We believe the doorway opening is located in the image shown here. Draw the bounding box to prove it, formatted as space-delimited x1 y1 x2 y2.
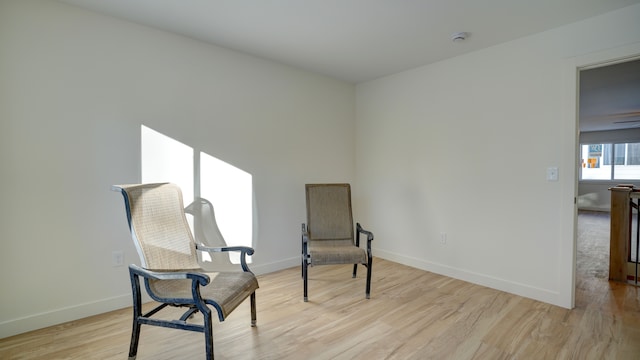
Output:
576 56 640 295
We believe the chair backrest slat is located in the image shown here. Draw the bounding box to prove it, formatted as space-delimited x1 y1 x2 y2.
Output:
118 183 200 270
305 184 354 241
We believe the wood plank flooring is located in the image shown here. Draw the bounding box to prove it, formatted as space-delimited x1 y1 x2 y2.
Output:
1 212 639 359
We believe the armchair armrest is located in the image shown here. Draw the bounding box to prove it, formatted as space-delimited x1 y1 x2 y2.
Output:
356 223 374 249
129 264 210 285
301 223 310 266
129 264 212 309
301 223 309 245
196 244 255 255
195 244 255 273
356 223 374 241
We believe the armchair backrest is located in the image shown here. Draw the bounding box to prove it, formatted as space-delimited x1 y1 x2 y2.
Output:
116 183 200 271
305 183 354 241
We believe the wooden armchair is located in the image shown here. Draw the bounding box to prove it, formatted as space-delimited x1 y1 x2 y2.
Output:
302 183 374 302
113 183 258 360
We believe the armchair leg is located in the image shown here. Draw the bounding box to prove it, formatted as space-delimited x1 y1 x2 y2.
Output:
128 271 142 360
352 264 358 278
250 292 257 327
365 258 373 299
303 259 308 302
128 319 141 360
203 309 214 360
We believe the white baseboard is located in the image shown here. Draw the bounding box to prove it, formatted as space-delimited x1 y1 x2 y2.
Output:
577 206 610 212
374 248 567 308
4 253 564 339
0 294 131 339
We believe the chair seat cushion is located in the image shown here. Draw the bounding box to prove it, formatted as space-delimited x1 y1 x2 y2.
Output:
309 239 367 265
149 270 258 318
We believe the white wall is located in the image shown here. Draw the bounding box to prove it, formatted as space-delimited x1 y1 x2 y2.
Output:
3 0 640 340
355 4 640 308
577 182 613 211
0 0 355 338
578 182 640 212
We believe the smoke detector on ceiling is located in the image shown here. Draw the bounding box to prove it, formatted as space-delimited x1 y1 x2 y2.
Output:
451 32 469 42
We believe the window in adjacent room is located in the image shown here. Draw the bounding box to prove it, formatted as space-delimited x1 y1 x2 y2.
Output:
580 142 640 180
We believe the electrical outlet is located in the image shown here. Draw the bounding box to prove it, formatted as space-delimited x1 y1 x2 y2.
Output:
440 233 447 244
112 250 124 267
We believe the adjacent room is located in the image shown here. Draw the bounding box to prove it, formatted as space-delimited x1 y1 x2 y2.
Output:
2 0 640 358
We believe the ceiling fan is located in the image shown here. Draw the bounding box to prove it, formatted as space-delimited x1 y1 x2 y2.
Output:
582 110 640 123
611 110 640 124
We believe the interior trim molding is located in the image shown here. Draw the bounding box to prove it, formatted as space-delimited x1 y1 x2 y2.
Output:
373 248 564 308
0 294 131 339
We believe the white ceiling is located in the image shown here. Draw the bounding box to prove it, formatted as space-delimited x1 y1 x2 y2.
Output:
58 0 640 83
580 59 640 132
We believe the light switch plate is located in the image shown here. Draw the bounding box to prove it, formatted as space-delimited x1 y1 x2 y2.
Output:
112 250 124 267
547 167 559 181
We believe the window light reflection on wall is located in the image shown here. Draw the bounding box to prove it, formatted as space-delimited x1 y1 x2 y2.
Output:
141 125 252 265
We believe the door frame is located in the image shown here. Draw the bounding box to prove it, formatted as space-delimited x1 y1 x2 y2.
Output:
565 42 640 308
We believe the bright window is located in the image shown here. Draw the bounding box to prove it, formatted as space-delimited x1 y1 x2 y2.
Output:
580 142 640 180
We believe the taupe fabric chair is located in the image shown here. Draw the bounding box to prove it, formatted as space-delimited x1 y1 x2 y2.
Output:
302 183 374 302
113 183 258 360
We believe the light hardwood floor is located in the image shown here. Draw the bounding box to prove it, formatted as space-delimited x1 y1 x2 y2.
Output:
1 213 639 359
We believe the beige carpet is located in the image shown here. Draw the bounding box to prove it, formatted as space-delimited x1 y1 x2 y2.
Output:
577 210 611 279
577 210 639 282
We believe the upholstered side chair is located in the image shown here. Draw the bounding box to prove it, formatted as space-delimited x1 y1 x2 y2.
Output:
302 183 374 302
113 183 258 360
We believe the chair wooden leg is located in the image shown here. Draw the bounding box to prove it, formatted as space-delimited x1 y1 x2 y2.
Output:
365 259 372 299
250 292 257 327
303 259 308 302
128 317 141 360
203 309 214 360
128 270 142 360
352 264 358 278
129 319 140 360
